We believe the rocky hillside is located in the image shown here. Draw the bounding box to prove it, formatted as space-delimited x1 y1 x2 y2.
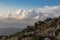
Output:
0 16 60 40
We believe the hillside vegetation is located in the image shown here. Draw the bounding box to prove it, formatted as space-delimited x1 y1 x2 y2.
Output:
0 16 60 40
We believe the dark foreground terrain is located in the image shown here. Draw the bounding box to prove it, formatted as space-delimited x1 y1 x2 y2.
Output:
0 16 60 40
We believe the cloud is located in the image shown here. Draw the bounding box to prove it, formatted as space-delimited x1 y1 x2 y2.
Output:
0 6 60 20
0 6 60 28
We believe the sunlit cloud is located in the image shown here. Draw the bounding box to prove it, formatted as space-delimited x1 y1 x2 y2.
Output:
0 6 60 20
0 6 60 28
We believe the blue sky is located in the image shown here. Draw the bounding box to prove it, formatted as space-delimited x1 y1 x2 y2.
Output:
0 0 60 10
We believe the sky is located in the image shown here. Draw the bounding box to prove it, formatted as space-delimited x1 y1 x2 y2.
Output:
0 0 60 10
0 0 60 28
0 0 60 20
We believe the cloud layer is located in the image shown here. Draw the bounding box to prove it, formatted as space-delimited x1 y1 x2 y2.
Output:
0 6 60 20
0 6 60 28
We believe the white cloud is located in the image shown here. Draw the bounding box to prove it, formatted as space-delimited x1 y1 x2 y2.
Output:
0 6 60 28
0 6 60 20
33 16 40 19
